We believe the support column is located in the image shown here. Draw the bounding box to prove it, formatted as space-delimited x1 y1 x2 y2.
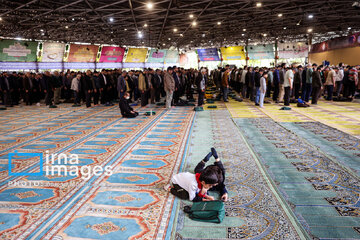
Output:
245 39 249 66
274 39 278 66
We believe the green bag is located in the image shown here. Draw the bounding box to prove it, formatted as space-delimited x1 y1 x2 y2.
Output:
184 201 225 223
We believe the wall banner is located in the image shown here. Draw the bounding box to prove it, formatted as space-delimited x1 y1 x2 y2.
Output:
147 49 167 63
99 46 125 63
197 48 220 61
67 44 99 62
42 42 65 62
164 50 179 63
310 33 360 53
220 46 245 60
125 48 148 63
247 44 274 59
0 40 38 62
278 42 308 59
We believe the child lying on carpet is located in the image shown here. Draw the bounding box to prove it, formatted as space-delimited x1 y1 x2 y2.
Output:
165 148 228 202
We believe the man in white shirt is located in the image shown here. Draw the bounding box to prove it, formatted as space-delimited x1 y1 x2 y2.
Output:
284 67 295 106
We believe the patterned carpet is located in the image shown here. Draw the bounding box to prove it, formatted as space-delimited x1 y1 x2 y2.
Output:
0 97 359 240
0 103 194 239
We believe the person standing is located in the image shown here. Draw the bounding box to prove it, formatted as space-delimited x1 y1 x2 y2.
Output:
311 66 323 105
117 71 127 99
272 66 280 103
294 65 303 100
71 74 81 106
196 68 207 107
336 64 344 98
240 66 248 99
82 70 93 108
221 68 230 102
259 71 268 108
154 69 162 102
164 67 175 109
52 71 62 105
92 71 100 105
138 71 148 107
284 67 295 106
0 72 12 107
325 67 336 101
278 64 286 103
23 72 33 105
254 68 262 106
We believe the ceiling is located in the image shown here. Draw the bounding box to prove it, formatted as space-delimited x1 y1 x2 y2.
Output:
0 0 359 49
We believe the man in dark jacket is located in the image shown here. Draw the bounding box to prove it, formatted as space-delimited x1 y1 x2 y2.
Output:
82 70 93 108
311 66 323 105
254 67 262 105
196 68 207 107
294 65 303 99
119 92 138 118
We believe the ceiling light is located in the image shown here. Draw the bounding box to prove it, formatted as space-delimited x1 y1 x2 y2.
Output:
109 17 114 22
168 38 171 40
308 14 313 19
296 22 300 26
65 26 69 29
0 17 2 21
144 23 148 27
241 33 245 36
147 2 153 9
243 28 246 32
40 29 44 32
348 27 352 30
163 43 165 46
278 13 283 17
263 33 267 37
256 2 262 7
307 28 313 33
72 18 75 21
283 27 287 29
138 31 143 38
217 21 221 25
173 28 178 32
124 28 127 31
192 21 197 26
41 33 45 36
180 33 183 37
189 14 194 19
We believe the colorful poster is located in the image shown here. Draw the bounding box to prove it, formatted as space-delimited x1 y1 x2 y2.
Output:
67 44 99 62
125 48 148 63
0 40 38 62
197 48 220 61
99 46 125 63
311 33 360 53
164 50 179 63
41 42 65 62
147 49 167 63
278 42 308 59
247 44 274 59
220 46 245 60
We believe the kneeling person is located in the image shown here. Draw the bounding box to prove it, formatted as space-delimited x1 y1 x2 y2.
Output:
167 148 228 202
119 92 139 118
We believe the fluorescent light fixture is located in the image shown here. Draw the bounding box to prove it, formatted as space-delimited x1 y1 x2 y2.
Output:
189 14 194 19
256 2 262 7
308 14 313 19
278 13 283 17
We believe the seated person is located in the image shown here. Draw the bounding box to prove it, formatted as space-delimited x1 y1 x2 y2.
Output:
119 92 139 118
166 148 228 202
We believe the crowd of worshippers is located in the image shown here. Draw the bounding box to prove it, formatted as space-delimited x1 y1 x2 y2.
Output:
212 63 360 107
0 67 210 111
